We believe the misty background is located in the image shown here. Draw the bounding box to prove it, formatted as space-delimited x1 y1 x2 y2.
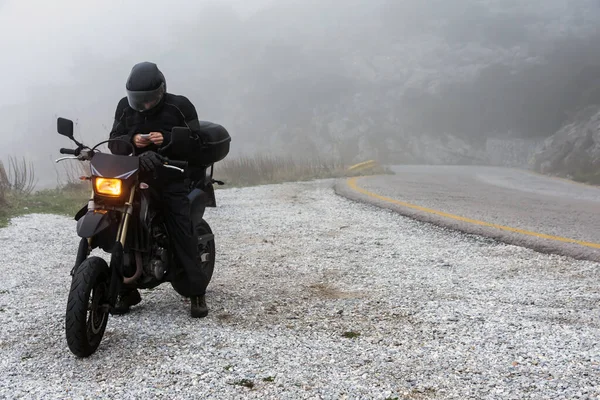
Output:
3 0 600 187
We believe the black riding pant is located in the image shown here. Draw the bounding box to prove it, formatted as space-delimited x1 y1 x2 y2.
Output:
159 179 209 297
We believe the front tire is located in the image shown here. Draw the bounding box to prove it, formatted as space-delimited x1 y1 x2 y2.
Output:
65 256 110 357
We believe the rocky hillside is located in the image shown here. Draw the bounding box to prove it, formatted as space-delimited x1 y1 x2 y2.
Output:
149 0 600 166
531 106 600 183
5 0 600 186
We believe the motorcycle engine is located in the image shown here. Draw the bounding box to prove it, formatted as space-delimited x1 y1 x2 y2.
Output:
147 224 169 281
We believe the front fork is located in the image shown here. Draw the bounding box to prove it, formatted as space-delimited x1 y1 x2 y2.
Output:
107 187 137 306
71 188 96 276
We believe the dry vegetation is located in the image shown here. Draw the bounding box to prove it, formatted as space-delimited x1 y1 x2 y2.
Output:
214 155 390 187
0 162 7 207
0 157 37 198
0 158 90 227
0 154 390 226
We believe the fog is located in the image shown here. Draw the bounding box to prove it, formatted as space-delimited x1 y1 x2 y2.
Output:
2 0 600 187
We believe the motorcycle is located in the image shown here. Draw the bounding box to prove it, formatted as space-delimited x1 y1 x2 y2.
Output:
55 117 226 358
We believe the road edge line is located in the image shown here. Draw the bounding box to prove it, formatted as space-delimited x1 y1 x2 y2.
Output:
341 176 600 250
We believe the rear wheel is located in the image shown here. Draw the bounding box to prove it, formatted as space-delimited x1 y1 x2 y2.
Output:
65 256 110 358
196 219 216 285
170 219 216 297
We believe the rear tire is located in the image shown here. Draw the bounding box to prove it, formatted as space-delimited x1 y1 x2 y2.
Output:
65 256 110 358
196 219 216 285
170 219 216 297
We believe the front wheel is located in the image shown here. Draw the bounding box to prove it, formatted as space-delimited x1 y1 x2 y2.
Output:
65 256 110 357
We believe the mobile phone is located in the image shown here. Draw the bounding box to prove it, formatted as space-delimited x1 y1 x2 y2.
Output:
139 133 151 140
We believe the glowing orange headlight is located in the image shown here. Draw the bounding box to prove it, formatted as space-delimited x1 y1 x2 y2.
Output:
95 178 122 197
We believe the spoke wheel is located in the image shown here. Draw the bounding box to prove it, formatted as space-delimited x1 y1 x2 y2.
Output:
65 256 110 358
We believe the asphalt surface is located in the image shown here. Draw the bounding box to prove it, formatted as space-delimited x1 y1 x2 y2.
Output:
336 165 600 262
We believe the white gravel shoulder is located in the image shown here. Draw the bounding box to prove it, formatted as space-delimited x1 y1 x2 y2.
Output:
1 179 599 399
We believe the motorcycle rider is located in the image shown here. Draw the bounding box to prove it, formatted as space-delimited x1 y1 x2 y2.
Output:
107 61 210 318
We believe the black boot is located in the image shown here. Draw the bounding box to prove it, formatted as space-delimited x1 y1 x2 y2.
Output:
111 288 142 315
190 295 208 318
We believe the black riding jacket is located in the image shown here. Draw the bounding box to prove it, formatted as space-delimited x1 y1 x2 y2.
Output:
108 93 203 160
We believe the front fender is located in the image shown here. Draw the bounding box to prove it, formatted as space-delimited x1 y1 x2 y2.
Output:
76 211 111 239
74 205 88 221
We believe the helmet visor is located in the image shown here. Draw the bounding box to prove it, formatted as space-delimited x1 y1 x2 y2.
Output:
126 83 165 112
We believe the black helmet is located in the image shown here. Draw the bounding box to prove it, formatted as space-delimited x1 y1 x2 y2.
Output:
125 62 166 112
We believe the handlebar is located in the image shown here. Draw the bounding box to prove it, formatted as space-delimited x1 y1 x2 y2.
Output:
163 159 188 169
56 148 189 174
59 148 78 155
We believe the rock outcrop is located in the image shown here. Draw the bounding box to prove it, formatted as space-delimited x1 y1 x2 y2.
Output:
531 106 600 182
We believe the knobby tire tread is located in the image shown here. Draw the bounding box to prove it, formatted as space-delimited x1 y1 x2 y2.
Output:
65 256 109 358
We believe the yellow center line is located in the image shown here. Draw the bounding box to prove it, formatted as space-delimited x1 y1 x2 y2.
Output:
347 176 600 250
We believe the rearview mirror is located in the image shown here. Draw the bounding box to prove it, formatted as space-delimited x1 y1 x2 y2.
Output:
57 117 74 139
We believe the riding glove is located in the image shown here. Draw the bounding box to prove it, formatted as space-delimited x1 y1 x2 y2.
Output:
139 151 164 172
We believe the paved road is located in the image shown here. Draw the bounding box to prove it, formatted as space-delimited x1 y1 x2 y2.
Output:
336 165 600 261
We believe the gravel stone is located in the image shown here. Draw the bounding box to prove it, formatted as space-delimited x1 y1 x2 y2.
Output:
1 179 599 399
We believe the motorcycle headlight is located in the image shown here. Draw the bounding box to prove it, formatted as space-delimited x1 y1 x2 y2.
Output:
95 178 122 197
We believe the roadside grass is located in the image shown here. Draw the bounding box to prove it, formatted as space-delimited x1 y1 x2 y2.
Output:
0 158 90 227
214 155 392 188
0 154 392 227
0 185 90 228
570 170 600 186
